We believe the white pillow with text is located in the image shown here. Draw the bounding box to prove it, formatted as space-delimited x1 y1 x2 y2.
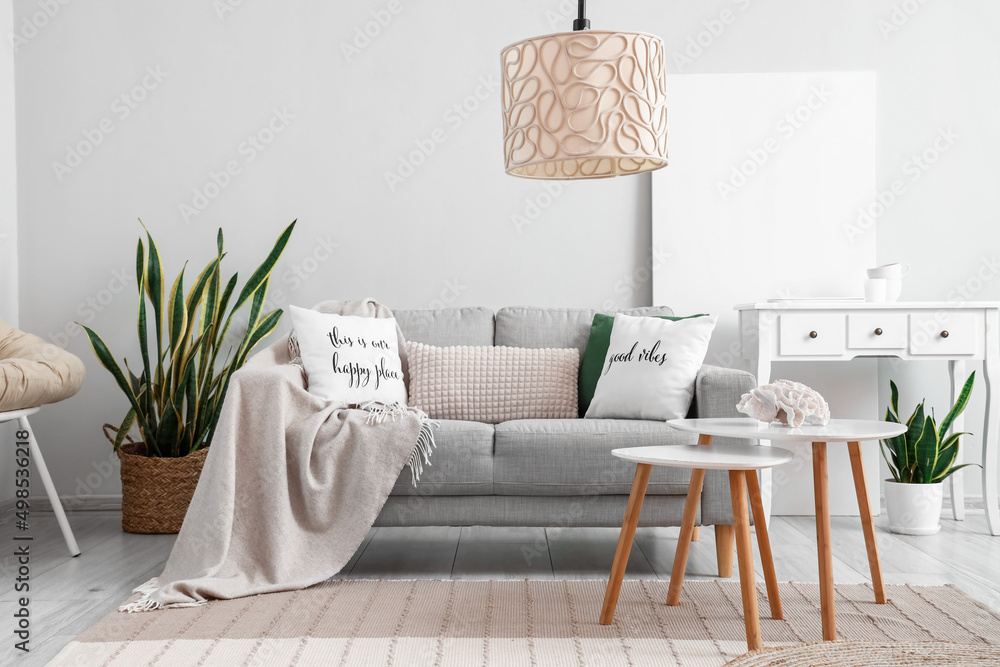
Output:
289 306 407 406
586 313 717 421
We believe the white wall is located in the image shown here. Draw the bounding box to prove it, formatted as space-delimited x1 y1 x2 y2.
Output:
12 0 651 501
11 1 1000 508
1 0 16 325
1 1 18 505
870 1 1000 501
653 72 879 515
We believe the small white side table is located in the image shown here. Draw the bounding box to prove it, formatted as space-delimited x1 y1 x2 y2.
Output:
600 438 794 651
665 418 906 642
738 301 1000 535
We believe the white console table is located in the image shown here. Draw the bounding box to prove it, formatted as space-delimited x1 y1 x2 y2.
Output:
736 301 1000 535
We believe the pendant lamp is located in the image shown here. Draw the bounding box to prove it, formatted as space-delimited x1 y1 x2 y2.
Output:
501 0 667 180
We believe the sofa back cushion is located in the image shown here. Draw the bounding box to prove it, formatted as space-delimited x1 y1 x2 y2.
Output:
407 342 579 423
495 306 675 356
393 307 495 347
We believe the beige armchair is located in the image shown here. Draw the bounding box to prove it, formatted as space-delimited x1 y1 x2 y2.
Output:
1 319 86 555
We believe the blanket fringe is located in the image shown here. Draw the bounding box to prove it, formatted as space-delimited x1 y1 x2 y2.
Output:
362 400 410 424
120 597 161 613
406 412 439 486
361 402 439 486
118 578 208 613
119 578 161 613
286 335 308 384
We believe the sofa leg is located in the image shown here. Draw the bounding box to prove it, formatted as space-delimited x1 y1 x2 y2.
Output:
715 524 735 578
691 526 701 542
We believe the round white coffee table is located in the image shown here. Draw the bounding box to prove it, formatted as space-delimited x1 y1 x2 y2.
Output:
600 439 795 651
665 418 907 642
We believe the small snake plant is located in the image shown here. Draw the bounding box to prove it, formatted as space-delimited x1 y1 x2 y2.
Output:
881 372 980 484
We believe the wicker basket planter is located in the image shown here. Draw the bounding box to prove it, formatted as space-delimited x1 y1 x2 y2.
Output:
84 223 294 535
107 426 209 534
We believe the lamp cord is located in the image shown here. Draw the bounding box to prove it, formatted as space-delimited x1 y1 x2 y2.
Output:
573 0 590 30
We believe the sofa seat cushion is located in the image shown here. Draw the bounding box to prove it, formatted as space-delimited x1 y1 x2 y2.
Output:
390 420 494 496
493 419 695 496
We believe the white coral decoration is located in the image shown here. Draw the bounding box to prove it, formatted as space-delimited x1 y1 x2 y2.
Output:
736 379 830 427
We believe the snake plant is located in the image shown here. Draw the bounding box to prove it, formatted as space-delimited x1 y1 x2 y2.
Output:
82 220 296 457
881 372 979 484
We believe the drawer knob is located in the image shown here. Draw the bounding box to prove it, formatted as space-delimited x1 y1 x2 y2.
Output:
941 330 950 338
874 328 883 336
809 331 818 339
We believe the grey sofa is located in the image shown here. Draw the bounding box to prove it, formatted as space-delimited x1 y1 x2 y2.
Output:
375 306 755 574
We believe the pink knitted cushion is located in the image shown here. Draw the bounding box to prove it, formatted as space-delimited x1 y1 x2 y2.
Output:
406 342 579 423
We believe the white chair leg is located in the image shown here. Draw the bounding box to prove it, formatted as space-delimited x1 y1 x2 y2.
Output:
18 416 81 557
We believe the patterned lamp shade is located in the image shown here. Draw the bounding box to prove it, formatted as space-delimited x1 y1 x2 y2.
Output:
501 30 668 180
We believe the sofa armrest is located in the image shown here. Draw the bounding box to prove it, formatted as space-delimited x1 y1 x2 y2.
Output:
694 364 756 526
694 364 755 419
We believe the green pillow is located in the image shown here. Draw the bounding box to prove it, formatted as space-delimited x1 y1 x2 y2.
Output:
578 312 708 417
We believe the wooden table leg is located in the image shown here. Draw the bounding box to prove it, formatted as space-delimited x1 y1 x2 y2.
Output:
715 525 735 578
665 431 714 603
730 470 762 651
667 467 706 606
847 440 886 604
601 463 652 624
746 469 782 620
812 441 836 641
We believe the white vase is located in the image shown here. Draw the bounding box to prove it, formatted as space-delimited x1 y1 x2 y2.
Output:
884 480 943 535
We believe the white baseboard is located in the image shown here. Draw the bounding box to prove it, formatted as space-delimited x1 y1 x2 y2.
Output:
1 494 994 516
1 494 123 514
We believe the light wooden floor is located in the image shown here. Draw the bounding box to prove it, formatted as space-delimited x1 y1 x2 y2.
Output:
4 507 1000 666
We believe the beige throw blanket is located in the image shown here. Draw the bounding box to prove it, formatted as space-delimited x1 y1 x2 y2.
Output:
121 299 436 612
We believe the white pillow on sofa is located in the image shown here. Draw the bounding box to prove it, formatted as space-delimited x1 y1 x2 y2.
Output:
288 306 407 406
585 313 717 421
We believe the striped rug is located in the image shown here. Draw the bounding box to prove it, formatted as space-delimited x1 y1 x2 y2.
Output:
49 580 1000 666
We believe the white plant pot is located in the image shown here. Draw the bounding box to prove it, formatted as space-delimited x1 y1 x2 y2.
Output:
884 480 943 535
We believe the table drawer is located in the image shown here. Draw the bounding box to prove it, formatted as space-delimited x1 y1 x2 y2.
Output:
779 313 846 356
909 312 978 356
847 313 907 350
